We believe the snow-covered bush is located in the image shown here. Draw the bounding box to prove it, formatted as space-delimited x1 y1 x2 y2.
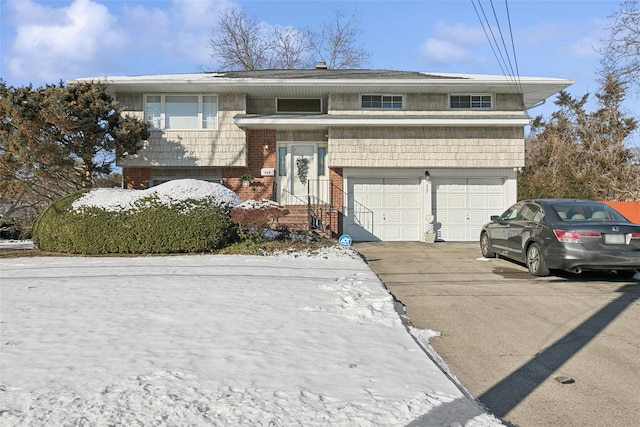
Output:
32 180 242 254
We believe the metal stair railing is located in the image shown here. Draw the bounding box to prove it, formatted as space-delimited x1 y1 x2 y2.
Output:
281 188 332 234
307 179 374 237
280 180 374 237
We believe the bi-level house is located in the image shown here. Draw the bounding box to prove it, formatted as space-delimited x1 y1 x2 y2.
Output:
71 65 572 242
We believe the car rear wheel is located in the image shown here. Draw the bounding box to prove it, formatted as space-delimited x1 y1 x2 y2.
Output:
526 243 549 277
480 232 495 258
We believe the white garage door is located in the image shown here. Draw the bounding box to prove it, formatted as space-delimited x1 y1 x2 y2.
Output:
347 178 422 242
433 178 505 242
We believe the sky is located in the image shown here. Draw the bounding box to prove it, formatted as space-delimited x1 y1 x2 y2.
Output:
0 180 504 426
0 0 633 120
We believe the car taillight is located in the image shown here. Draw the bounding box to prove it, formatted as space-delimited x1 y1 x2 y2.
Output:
631 233 640 239
553 230 601 243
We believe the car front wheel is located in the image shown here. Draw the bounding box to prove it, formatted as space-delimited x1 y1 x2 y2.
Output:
526 243 549 277
480 232 495 258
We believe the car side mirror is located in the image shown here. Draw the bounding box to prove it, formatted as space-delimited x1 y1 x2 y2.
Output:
490 215 500 222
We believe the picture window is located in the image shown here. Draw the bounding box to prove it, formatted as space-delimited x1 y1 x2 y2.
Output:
144 94 218 130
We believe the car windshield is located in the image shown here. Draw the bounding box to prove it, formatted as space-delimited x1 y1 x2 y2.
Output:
550 202 629 222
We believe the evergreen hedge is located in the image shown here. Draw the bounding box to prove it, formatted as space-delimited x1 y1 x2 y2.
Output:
32 190 237 254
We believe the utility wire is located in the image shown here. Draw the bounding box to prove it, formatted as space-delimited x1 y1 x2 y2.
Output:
504 0 524 97
489 0 518 84
471 0 510 79
471 0 523 101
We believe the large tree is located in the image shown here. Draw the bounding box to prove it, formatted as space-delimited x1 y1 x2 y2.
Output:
209 7 370 70
0 80 149 235
519 73 639 201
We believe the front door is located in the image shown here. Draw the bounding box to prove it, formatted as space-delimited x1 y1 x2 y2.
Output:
278 143 319 204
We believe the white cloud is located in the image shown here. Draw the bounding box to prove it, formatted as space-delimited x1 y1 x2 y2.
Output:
519 18 608 59
121 0 233 67
568 18 608 59
4 0 125 84
420 38 471 63
519 22 567 46
433 21 487 46
419 21 487 64
2 0 234 86
570 36 602 58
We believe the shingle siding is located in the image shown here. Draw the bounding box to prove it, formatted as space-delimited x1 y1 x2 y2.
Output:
117 93 247 168
277 130 326 142
329 126 524 168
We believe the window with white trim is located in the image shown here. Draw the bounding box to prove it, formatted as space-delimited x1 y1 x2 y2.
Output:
361 94 403 109
144 94 218 130
449 94 493 109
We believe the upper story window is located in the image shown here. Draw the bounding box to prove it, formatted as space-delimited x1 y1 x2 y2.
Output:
276 98 322 114
449 94 493 109
361 94 403 109
145 94 218 130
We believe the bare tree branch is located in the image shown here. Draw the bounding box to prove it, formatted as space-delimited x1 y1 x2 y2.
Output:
600 1 640 90
305 8 371 69
210 8 275 71
272 26 312 69
209 7 370 71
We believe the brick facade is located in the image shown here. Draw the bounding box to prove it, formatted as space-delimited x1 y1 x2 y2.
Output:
222 129 277 200
123 167 150 189
327 167 344 235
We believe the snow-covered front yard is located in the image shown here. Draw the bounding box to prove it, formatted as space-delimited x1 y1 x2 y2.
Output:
0 245 502 426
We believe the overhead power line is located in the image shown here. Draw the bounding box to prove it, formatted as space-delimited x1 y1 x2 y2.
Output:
471 0 523 104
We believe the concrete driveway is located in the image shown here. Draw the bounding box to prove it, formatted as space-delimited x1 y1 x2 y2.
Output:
353 242 640 427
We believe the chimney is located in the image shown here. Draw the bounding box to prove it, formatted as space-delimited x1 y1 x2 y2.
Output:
315 61 327 70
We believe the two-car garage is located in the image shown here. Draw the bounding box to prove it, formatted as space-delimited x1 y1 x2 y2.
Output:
343 171 514 242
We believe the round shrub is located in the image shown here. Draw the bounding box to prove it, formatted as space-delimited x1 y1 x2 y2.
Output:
32 185 239 255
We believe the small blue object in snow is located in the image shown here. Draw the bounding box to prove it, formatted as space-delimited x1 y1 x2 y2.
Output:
339 234 352 247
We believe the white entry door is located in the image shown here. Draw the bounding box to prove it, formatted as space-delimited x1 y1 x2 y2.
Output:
278 143 329 205
347 178 422 241
433 178 504 241
278 144 315 204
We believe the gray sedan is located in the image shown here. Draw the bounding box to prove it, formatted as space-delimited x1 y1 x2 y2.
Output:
480 199 640 277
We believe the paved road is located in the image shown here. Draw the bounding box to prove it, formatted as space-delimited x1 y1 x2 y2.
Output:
353 242 640 427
